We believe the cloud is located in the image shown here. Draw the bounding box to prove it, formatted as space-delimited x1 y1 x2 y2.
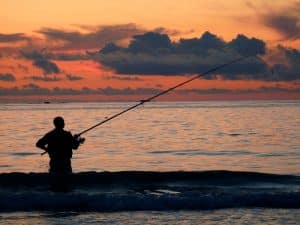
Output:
228 34 266 56
97 31 270 79
96 87 160 95
25 75 61 82
175 31 226 54
1 84 298 97
36 24 147 50
269 45 300 81
35 24 184 51
258 2 300 40
65 74 84 81
180 86 300 94
45 52 89 61
20 50 60 74
0 84 160 96
97 31 300 81
264 15 300 40
0 33 28 42
127 32 173 54
103 75 143 81
0 73 16 82
33 58 60 74
24 74 83 82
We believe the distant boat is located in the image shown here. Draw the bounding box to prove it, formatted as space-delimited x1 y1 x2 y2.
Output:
44 101 51 104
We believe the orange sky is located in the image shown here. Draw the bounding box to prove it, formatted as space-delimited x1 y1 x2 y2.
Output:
0 0 297 43
0 0 299 101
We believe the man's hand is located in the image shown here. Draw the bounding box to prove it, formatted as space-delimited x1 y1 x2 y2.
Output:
74 134 85 144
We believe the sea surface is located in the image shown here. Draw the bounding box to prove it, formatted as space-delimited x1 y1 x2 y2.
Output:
0 100 299 224
1 100 300 174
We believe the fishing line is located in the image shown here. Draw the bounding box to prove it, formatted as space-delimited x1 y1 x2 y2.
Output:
78 55 251 136
41 55 251 156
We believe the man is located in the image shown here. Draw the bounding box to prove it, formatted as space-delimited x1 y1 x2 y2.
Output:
36 116 85 191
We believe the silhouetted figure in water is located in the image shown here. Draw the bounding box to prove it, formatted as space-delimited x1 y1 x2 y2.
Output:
36 116 85 191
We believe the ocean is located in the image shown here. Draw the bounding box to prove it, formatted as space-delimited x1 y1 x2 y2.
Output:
0 100 299 224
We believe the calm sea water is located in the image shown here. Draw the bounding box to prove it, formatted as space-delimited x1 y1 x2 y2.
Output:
0 100 299 174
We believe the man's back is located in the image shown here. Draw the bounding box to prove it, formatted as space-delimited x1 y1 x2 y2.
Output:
36 117 81 174
38 128 75 160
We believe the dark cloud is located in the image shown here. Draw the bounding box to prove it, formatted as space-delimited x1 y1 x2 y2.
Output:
65 74 84 81
152 27 182 36
25 75 61 82
264 15 300 40
97 31 271 79
20 50 60 74
48 53 89 61
0 73 16 82
96 87 160 95
269 45 300 81
228 34 266 56
16 83 51 95
33 58 60 74
36 24 146 50
24 74 84 82
175 31 226 55
127 32 172 54
260 2 300 40
0 33 28 42
181 86 300 94
99 43 124 54
1 84 298 97
35 24 184 51
103 75 143 81
0 85 160 96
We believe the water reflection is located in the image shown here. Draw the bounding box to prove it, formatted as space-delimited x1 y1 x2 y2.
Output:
0 101 299 174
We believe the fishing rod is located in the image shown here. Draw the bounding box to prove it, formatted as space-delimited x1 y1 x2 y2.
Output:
78 55 251 135
41 55 250 155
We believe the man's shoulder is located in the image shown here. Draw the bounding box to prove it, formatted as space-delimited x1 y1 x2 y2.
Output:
44 129 56 136
64 130 72 135
62 130 74 139
46 129 72 136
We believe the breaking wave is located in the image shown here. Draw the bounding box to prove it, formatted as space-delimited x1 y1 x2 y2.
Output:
1 171 299 211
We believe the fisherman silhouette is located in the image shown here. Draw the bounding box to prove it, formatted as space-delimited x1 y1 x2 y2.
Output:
36 116 85 191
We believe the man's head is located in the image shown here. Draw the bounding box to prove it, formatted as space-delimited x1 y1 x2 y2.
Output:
53 116 65 129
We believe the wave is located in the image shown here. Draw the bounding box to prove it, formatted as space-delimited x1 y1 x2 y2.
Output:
1 170 299 187
0 171 299 211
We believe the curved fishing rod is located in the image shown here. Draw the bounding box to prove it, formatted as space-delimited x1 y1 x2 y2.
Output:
41 55 251 156
78 55 251 136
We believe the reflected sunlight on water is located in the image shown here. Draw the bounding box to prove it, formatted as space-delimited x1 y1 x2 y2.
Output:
0 100 299 174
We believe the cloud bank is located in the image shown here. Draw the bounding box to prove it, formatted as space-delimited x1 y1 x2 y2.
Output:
96 31 299 81
0 84 298 96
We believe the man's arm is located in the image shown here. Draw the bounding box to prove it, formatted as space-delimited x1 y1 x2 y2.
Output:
36 135 48 151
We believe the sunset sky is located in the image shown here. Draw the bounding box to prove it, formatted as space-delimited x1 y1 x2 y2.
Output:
0 0 299 102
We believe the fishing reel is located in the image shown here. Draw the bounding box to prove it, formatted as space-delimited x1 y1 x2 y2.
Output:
74 134 85 144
